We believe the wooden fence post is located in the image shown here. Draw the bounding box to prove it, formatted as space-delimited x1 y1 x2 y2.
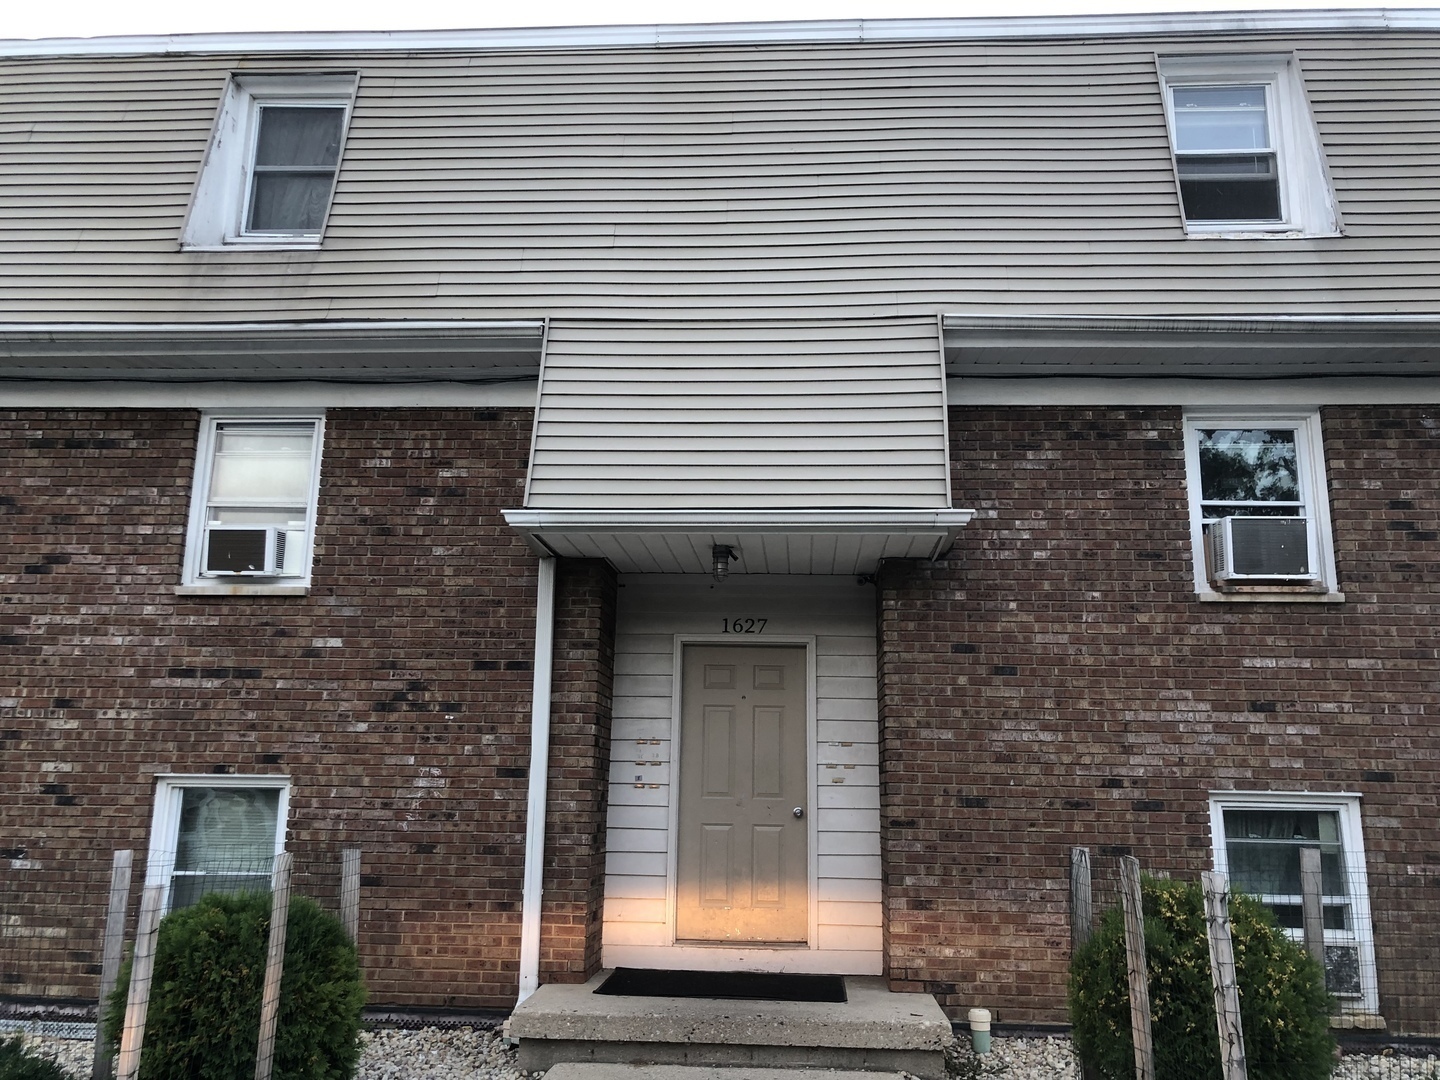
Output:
1299 846 1327 974
1118 856 1155 1080
1202 872 1249 1080
340 849 361 945
1070 848 1104 1080
253 852 294 1080
92 850 133 1080
115 884 163 1080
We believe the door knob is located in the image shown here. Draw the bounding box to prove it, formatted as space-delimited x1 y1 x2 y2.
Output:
792 807 804 818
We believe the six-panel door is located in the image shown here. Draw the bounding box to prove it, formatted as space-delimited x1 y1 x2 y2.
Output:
676 644 809 943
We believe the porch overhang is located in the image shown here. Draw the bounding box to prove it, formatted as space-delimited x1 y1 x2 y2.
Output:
0 320 546 382
943 314 1440 378
501 508 976 574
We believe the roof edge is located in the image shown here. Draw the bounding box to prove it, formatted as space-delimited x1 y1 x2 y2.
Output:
2 9 1437 59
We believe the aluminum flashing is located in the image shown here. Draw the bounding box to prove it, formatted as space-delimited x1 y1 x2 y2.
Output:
943 315 1440 379
0 321 545 382
2 9 1437 58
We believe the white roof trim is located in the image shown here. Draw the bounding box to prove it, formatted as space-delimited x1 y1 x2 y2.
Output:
0 320 545 338
503 509 975 532
3 10 1437 58
943 313 1440 336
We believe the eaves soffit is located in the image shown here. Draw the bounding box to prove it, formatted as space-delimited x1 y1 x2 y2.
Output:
0 321 545 383
943 315 1440 379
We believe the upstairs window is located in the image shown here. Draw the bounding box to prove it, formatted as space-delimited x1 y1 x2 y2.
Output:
246 103 347 235
1160 56 1338 237
182 73 357 249
182 413 324 590
1183 410 1339 598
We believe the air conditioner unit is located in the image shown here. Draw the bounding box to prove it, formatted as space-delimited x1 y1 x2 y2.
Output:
1209 516 1315 582
204 526 305 576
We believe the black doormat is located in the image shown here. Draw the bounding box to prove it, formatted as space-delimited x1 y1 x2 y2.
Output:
595 968 847 1003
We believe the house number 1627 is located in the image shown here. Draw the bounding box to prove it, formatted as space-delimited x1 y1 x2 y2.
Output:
721 618 767 634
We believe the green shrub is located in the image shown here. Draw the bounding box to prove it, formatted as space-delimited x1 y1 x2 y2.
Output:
1069 876 1335 1080
0 1034 71 1080
104 891 365 1080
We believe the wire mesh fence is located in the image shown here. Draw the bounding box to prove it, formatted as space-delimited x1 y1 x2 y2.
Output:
1074 848 1440 1080
2 845 359 1080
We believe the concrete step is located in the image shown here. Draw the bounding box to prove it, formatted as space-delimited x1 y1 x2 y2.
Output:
509 973 949 1079
543 1066 914 1080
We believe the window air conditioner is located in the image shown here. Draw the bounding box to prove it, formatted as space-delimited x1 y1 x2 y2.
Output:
204 527 304 576
1209 516 1315 582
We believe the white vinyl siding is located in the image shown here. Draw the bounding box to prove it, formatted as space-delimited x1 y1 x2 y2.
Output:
528 319 949 510
2 33 1440 320
604 574 882 975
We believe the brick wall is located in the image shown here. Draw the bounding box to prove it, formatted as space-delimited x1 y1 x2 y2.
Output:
1 406 545 1009
879 405 1440 1027
542 558 618 982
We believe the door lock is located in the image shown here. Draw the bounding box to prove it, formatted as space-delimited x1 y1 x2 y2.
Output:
792 807 804 818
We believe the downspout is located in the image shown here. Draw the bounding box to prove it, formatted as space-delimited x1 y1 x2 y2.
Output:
517 555 556 1003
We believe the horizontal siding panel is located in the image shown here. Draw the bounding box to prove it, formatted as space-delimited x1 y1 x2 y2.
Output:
4 32 1438 320
529 318 947 511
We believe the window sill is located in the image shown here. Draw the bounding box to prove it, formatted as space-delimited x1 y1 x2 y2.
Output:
1183 225 1340 240
181 242 324 253
1197 589 1344 604
175 583 310 597
1330 1012 1386 1031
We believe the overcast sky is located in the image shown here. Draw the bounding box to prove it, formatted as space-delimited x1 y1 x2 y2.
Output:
3 0 1434 42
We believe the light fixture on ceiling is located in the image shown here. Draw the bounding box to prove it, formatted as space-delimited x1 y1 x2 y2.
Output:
712 544 737 582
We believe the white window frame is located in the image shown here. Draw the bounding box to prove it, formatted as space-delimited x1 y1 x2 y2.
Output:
181 411 325 594
1159 54 1339 238
144 774 291 915
181 73 358 250
1182 408 1340 600
1209 791 1378 1015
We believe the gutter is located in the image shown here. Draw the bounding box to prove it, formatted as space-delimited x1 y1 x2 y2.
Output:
517 557 556 1004
2 9 1437 59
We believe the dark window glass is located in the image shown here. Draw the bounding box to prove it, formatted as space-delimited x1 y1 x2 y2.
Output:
246 105 344 233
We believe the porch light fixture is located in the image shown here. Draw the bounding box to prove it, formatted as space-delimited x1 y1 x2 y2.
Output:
712 544 736 582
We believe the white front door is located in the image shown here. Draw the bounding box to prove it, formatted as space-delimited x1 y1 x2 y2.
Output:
676 644 809 944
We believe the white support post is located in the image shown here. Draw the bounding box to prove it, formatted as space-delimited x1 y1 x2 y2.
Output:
517 556 557 1003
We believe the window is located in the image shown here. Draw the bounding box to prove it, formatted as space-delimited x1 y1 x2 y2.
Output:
145 776 290 913
1160 56 1338 236
1210 793 1377 1014
1183 409 1339 598
182 413 324 591
181 74 357 249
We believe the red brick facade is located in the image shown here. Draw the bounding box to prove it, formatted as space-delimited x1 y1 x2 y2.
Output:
878 405 1440 1026
6 402 1440 1026
0 406 594 1009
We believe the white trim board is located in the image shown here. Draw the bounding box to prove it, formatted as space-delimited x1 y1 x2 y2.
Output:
947 377 1440 406
0 380 539 408
3 10 1435 59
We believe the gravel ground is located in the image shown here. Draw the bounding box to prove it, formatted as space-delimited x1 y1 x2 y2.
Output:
15 1029 1440 1080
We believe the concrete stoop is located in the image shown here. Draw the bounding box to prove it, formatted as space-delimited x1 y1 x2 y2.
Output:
542 1066 915 1080
508 973 950 1080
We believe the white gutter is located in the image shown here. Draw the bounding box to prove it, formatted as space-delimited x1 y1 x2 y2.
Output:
517 556 556 1004
2 9 1437 58
503 508 976 532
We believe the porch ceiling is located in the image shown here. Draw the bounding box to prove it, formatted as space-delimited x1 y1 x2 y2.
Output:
501 509 975 574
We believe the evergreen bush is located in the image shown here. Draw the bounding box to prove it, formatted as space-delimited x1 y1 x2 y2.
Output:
0 1034 71 1080
1069 875 1335 1080
104 891 364 1080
